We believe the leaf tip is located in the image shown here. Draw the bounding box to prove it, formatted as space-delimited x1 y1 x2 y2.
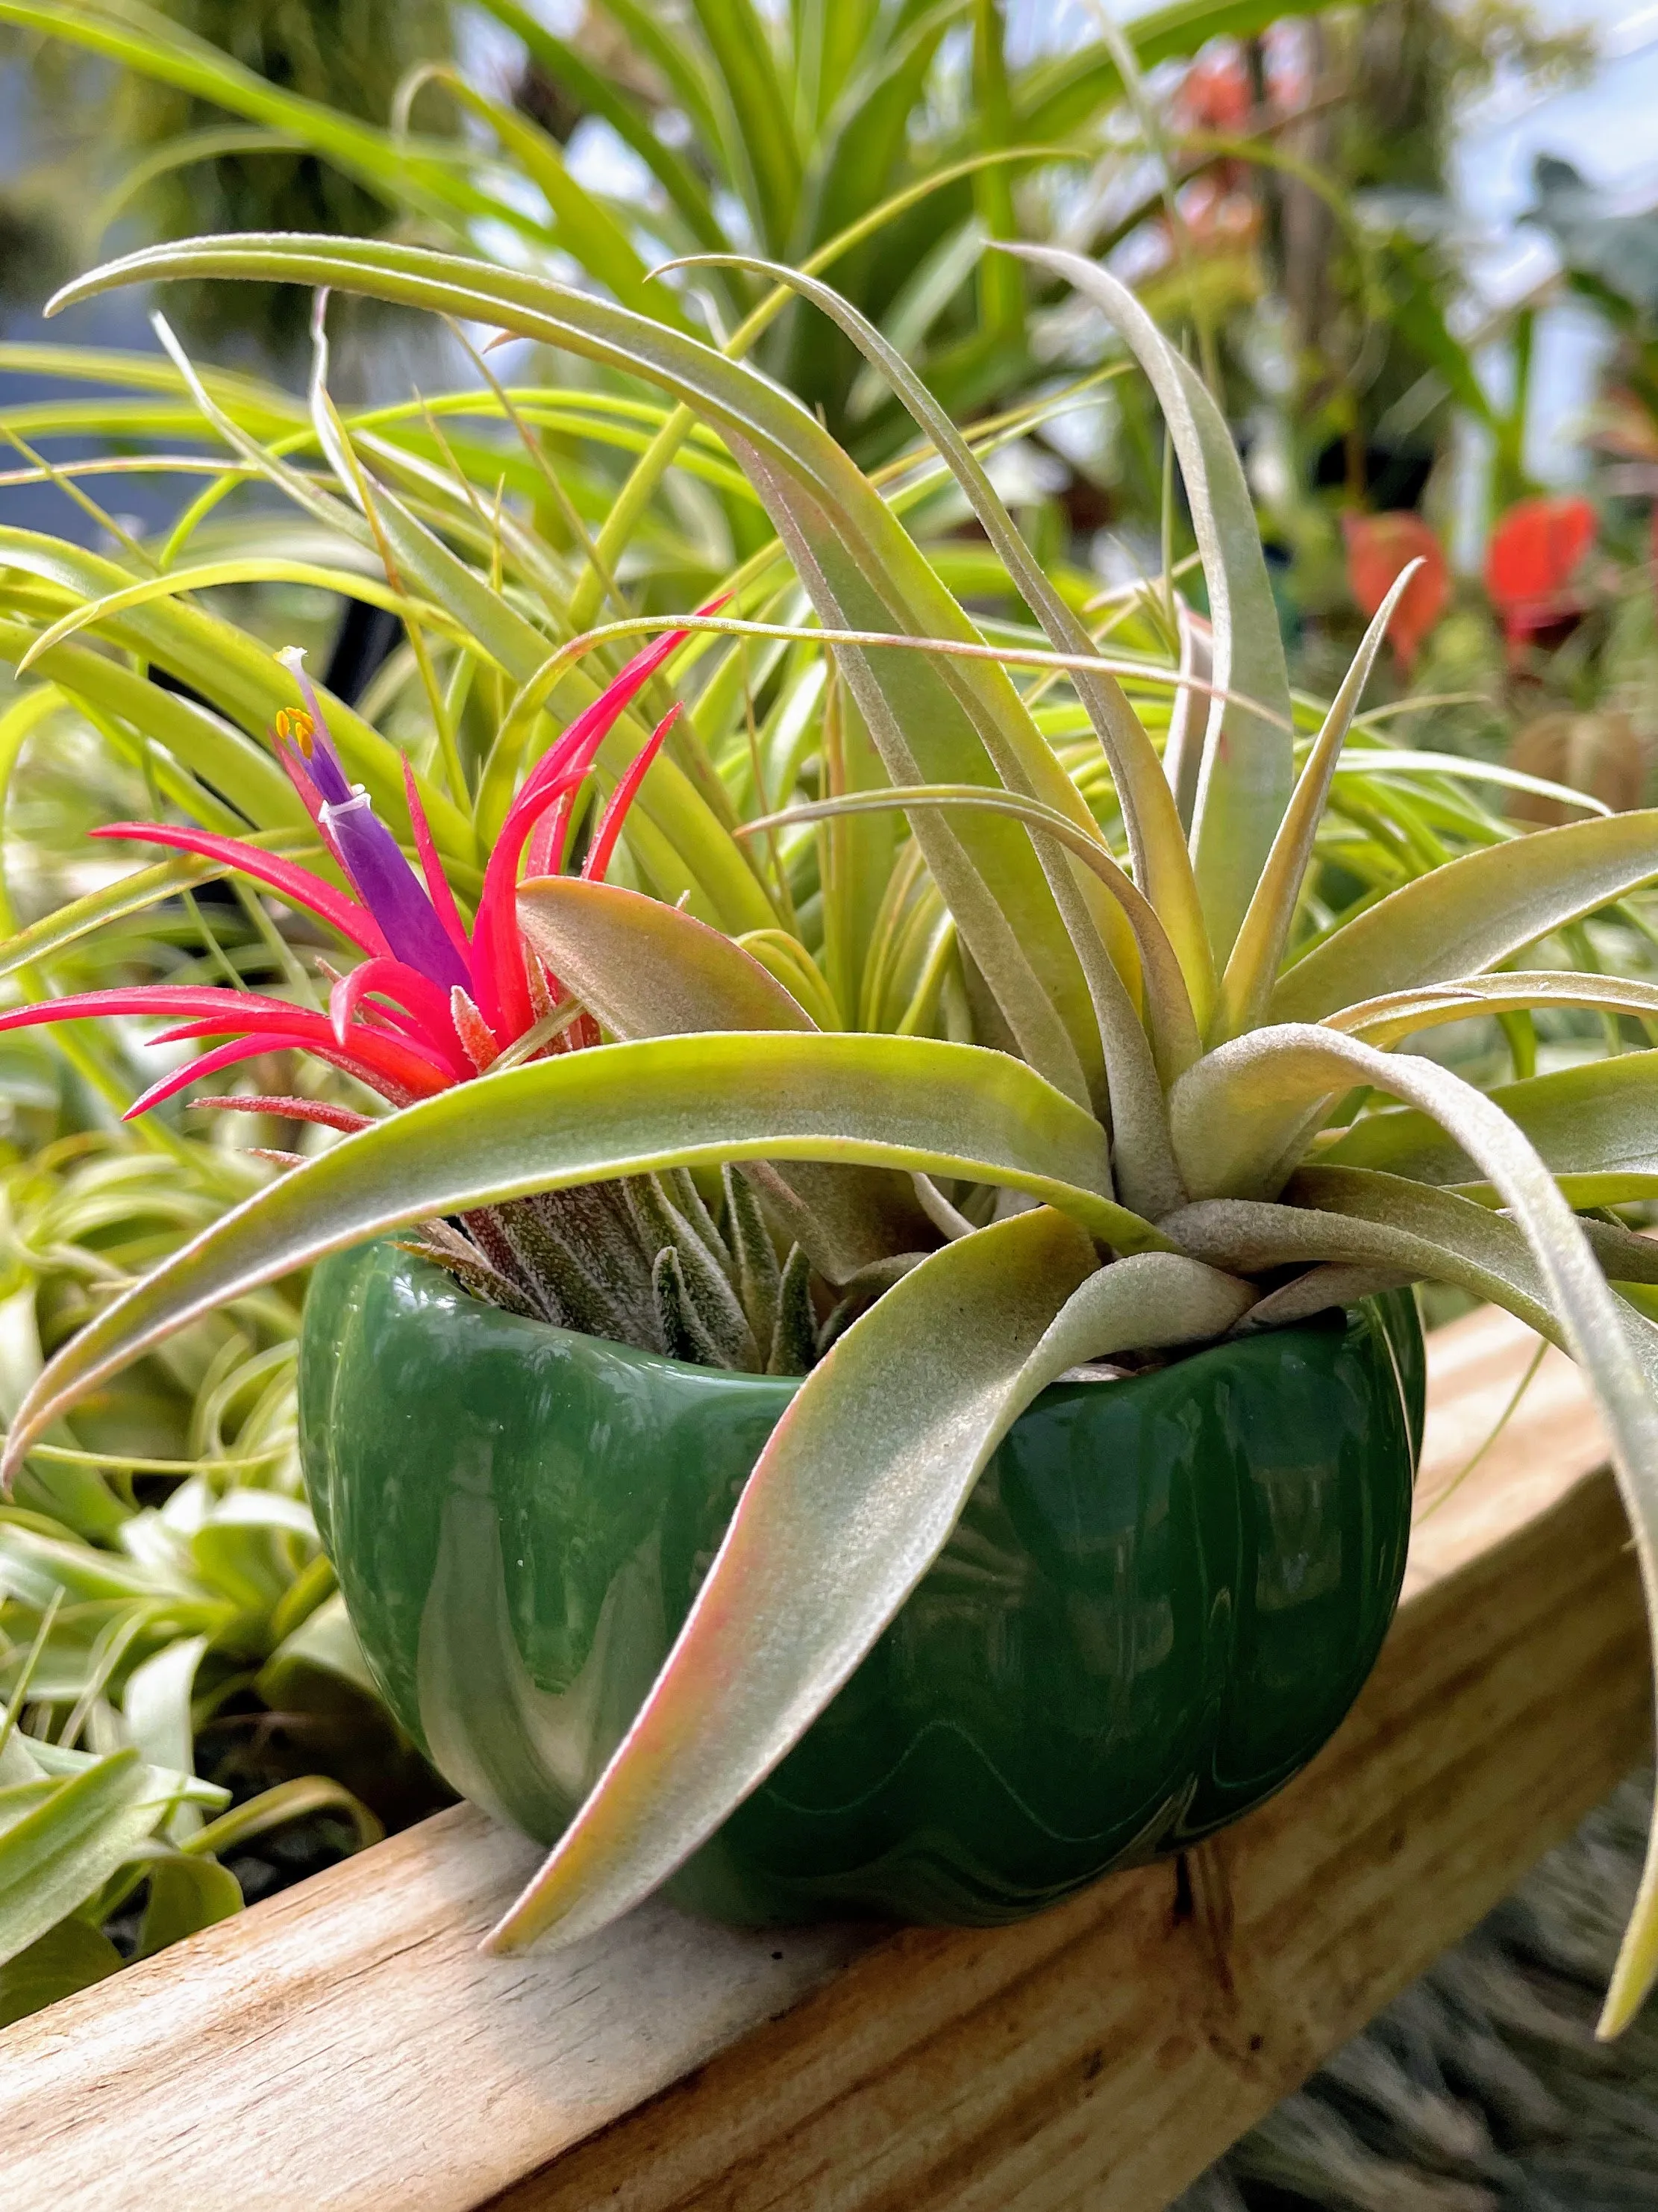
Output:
1598 1891 1658 2038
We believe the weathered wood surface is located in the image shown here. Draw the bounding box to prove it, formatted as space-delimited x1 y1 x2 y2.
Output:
2 1306 1648 2212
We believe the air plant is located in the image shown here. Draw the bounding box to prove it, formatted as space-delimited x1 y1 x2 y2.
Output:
10 231 1658 2045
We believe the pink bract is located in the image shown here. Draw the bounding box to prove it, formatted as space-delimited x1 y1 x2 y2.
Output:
0 627 697 1119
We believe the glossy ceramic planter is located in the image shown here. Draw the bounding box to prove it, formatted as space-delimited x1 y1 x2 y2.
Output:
299 1240 1424 1927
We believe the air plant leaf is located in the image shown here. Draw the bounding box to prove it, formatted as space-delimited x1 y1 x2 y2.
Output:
17 557 454 677
722 1162 782 1348
415 70 700 335
745 780 1202 1072
0 1917 122 2029
0 1031 1155 1484
516 876 934 1270
472 1 726 257
1004 243 1295 967
1328 972 1658 1047
1271 812 1658 1025
1163 603 1212 833
0 830 319 984
517 877 816 1035
134 1849 243 1959
768 1243 816 1376
1167 1173 1559 1340
1323 1051 1658 1191
1216 563 1420 1041
0 523 464 852
652 1246 733 1369
1170 1021 1658 2031
0 1750 175 1969
629 1175 757 1369
679 251 1215 1022
483 1216 1254 1952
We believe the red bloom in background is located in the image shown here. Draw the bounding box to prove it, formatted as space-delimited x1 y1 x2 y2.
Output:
1174 46 1253 134
1486 495 1597 655
0 628 691 1125
1341 511 1450 670
1172 43 1254 229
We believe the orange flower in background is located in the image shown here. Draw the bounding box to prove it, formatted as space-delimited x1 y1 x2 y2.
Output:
1340 511 1450 670
1486 494 1597 655
1174 45 1253 134
1172 43 1253 218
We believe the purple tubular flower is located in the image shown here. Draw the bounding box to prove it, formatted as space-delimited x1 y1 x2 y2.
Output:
319 791 470 991
278 647 470 994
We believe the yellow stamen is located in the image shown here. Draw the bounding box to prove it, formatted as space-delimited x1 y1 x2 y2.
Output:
274 706 316 757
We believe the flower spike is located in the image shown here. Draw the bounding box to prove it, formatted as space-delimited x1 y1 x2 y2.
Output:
275 647 470 996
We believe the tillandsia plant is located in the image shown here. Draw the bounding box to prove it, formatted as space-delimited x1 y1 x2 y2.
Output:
13 228 1658 2041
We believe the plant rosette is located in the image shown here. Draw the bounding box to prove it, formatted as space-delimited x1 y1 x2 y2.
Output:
12 239 1658 2033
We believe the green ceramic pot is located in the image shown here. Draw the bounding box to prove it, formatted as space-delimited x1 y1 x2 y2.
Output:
298 1240 1423 1926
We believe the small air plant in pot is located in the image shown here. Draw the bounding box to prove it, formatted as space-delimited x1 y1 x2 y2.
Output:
12 237 1658 2039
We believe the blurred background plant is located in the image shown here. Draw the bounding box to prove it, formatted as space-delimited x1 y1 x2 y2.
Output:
1 0 1658 2042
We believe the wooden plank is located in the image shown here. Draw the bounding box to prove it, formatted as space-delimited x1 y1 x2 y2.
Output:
1 1307 1648 2212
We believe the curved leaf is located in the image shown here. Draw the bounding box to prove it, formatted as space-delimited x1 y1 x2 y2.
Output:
0 828 324 984
0 528 462 850
1217 566 1415 1040
0 1918 121 2029
1330 750 1612 817
1323 1051 1658 1189
1168 1019 1658 2032
1271 812 1658 1025
1007 243 1295 966
47 232 1110 1107
0 1750 163 1968
134 1849 243 1958
0 615 301 837
1167 1170 1560 1341
1329 971 1658 1047
689 252 1213 1022
517 878 814 1035
0 1031 1153 1484
745 782 1201 1076
484 1219 1254 1952
416 70 698 334
19 557 457 675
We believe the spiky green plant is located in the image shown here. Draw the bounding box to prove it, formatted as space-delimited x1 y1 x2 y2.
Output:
5 228 1658 2037
0 0 1351 446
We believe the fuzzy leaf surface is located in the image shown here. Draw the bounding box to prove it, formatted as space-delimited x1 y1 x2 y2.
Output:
1323 1052 1658 1190
0 1031 1150 1481
1271 813 1658 1024
1169 1021 1658 2031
